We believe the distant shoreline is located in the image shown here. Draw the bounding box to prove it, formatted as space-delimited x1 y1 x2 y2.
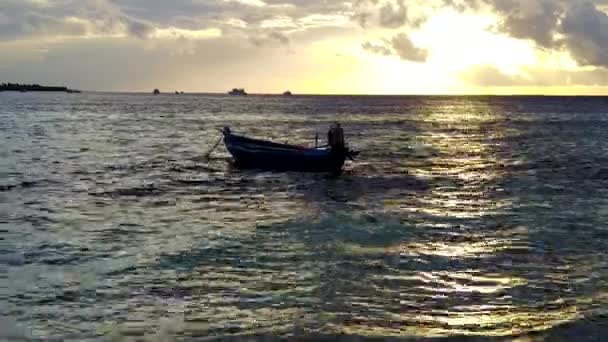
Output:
0 83 81 93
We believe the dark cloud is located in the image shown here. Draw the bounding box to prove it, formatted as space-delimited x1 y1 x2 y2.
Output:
561 1 608 67
391 32 428 62
379 0 407 28
493 0 563 48
352 0 421 29
435 0 565 48
362 41 392 55
362 32 428 62
82 0 155 38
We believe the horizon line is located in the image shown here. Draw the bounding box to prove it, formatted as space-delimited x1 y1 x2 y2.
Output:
78 90 608 97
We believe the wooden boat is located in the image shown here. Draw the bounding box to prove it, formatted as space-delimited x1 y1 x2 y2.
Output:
221 127 357 174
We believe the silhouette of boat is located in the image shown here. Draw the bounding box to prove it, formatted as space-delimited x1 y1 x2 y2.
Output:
283 90 293 96
228 88 247 95
221 127 358 174
153 89 160 95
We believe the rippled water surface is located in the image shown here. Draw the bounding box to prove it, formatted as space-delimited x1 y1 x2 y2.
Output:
2 93 608 340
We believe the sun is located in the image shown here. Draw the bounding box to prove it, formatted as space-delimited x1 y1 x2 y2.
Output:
313 9 542 95
413 10 538 75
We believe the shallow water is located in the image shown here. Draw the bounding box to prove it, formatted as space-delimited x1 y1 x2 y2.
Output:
2 93 608 340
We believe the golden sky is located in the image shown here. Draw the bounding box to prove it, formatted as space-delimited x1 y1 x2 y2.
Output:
2 0 608 94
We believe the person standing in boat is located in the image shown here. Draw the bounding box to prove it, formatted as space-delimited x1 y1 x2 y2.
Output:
327 122 345 153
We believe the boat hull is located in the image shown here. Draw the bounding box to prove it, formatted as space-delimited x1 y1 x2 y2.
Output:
223 132 345 173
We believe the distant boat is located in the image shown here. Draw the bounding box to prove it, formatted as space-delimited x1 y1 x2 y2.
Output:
153 89 160 95
220 126 358 175
175 91 179 95
228 88 247 96
282 90 293 96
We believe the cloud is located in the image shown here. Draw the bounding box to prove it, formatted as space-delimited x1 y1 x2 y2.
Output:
443 0 608 68
150 27 222 40
492 0 563 48
4 0 608 93
225 0 267 7
260 16 297 29
296 14 352 31
85 0 155 38
362 32 428 62
351 11 373 28
362 41 393 56
14 13 88 38
379 0 407 28
223 18 248 28
561 1 608 67
461 65 532 87
351 0 417 29
462 64 608 87
0 0 351 43
0 0 156 40
391 32 428 62
249 31 290 47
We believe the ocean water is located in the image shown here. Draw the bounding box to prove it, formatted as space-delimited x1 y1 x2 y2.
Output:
1 92 608 341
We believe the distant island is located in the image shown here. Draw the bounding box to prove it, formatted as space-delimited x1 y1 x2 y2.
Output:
0 83 81 93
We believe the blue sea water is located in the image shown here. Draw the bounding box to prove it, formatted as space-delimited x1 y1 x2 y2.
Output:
1 92 608 340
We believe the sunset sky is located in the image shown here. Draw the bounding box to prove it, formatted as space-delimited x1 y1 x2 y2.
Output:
2 0 608 94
